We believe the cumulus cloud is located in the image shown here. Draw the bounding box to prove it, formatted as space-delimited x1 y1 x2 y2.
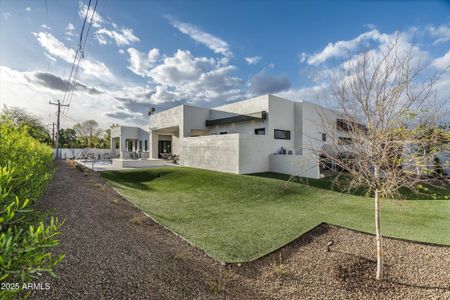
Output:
432 50 450 70
41 24 51 30
33 31 114 80
147 50 242 103
127 48 160 76
168 17 232 57
95 27 140 46
248 70 291 95
428 24 450 45
300 29 390 65
245 56 262 65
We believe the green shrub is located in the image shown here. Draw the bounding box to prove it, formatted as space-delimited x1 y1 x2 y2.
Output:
0 119 63 298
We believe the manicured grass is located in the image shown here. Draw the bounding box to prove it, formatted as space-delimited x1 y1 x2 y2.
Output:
252 172 450 200
101 167 450 263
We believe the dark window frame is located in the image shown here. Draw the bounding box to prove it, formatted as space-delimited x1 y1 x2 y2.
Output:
322 133 327 142
255 128 265 135
144 140 148 151
274 129 291 140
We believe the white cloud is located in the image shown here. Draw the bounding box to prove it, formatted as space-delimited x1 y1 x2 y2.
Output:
78 1 103 28
33 31 114 80
3 12 11 20
300 30 390 65
147 50 242 103
65 23 76 36
428 24 450 45
245 56 262 65
95 27 140 46
127 48 160 77
432 50 450 70
26 7 31 12
118 49 125 54
41 24 51 30
168 17 232 57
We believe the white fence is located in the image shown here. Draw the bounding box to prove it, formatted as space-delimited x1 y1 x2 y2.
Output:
53 148 111 159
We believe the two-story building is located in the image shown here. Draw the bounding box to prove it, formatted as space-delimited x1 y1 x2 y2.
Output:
146 94 347 178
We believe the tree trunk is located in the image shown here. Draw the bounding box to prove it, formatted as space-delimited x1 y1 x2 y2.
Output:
375 189 383 280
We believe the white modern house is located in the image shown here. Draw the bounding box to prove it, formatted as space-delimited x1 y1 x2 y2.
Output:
146 94 348 178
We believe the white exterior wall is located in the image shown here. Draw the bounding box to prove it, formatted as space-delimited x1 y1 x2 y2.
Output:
267 95 296 153
269 154 320 178
301 101 339 154
213 94 269 115
238 134 270 173
180 134 240 173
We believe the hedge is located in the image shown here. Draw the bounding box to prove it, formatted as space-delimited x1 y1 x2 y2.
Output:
0 118 63 298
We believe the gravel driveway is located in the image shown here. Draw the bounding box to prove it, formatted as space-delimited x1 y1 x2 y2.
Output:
33 161 450 299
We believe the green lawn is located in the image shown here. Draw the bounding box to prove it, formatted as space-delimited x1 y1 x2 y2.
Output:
101 167 450 263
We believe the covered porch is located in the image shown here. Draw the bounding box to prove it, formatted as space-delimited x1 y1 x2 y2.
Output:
110 126 150 159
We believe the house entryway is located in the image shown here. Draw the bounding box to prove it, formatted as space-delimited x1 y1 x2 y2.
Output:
158 141 171 158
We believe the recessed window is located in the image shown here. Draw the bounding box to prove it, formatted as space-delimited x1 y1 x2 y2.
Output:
139 140 142 150
338 137 352 145
322 133 327 142
144 140 148 151
274 129 291 140
220 131 228 135
255 128 265 135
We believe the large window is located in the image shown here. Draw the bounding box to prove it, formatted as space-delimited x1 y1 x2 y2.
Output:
144 140 148 151
274 129 291 140
139 140 142 151
255 128 265 135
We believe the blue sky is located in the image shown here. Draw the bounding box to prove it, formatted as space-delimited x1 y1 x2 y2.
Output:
0 0 449 128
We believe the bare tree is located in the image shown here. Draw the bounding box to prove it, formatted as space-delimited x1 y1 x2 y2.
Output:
314 34 449 280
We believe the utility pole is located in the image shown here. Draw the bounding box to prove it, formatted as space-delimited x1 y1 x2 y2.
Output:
49 100 69 159
51 122 55 145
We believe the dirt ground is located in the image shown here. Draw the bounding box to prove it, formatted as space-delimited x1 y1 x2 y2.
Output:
33 161 450 299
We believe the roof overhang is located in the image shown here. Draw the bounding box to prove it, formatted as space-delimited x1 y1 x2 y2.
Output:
205 111 267 126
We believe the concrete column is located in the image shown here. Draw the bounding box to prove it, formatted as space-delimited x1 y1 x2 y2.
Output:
110 137 115 157
150 130 158 159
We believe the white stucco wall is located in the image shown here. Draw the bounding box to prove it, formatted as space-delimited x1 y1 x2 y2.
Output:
213 94 269 115
180 134 240 173
238 134 270 173
269 154 320 179
301 101 340 154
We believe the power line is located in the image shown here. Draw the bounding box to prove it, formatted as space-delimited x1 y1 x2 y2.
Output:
61 0 92 108
61 0 100 120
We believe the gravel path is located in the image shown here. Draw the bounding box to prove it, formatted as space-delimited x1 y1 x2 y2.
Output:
33 161 450 299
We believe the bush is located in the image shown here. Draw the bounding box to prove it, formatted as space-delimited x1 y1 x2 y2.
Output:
0 118 63 298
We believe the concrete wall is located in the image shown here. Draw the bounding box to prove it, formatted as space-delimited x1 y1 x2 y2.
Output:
269 154 320 179
180 134 240 173
182 105 210 137
301 101 342 154
238 134 270 173
213 94 269 115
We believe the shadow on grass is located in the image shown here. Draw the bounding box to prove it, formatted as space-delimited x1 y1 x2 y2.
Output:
101 170 174 191
249 172 450 200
